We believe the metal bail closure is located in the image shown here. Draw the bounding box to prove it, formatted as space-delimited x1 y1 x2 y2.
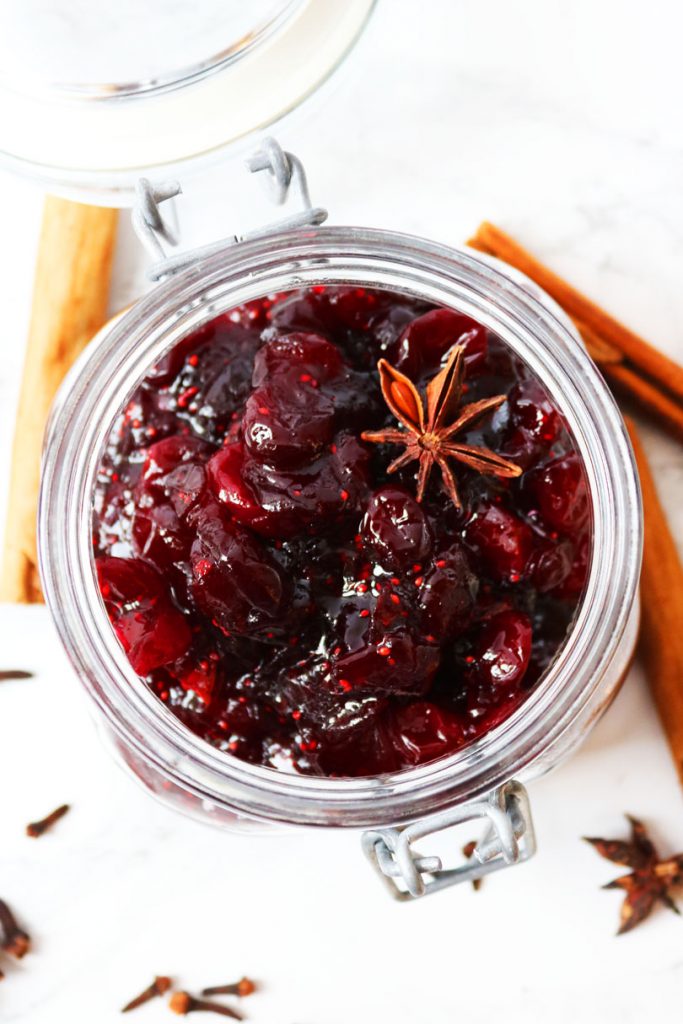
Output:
361 780 536 901
132 137 328 282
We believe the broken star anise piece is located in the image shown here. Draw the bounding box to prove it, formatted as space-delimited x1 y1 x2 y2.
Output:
584 814 683 934
361 344 521 508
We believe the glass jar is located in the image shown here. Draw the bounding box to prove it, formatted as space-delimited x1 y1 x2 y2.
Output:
38 225 642 898
0 0 376 202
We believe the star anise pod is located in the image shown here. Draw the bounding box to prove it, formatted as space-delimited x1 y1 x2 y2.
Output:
361 345 521 508
584 814 683 934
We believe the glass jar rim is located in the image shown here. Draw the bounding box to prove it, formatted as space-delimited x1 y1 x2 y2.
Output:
39 225 642 828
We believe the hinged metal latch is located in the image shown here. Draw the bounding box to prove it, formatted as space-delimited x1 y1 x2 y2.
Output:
362 781 536 900
131 137 328 282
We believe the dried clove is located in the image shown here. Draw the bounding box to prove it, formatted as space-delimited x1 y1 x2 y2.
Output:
201 978 256 998
26 803 70 838
0 900 30 958
0 670 33 682
122 975 172 1013
169 992 244 1018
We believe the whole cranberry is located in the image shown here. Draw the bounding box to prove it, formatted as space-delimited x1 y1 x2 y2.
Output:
388 701 466 765
362 486 432 570
507 379 560 440
132 435 211 567
418 544 477 639
132 500 190 568
502 379 562 469
464 502 534 582
210 436 370 540
243 377 335 467
252 332 345 387
207 443 282 537
96 556 191 674
140 434 212 484
390 308 488 376
466 609 532 692
526 453 590 533
138 435 212 512
190 505 286 636
369 303 425 355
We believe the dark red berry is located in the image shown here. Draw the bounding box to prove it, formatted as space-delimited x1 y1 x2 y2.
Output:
132 500 190 568
206 442 279 537
96 556 191 674
464 502 534 583
269 287 392 339
242 433 370 535
173 321 262 437
132 435 213 568
466 609 532 693
332 632 440 696
243 378 335 467
252 332 345 387
362 486 432 570
390 308 488 376
190 505 286 636
526 453 590 533
418 544 476 639
502 379 562 469
388 701 466 765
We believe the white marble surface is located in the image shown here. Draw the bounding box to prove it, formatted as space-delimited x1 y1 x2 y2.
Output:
2 1 683 1021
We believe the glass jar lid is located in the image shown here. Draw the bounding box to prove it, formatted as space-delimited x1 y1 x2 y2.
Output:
0 0 375 201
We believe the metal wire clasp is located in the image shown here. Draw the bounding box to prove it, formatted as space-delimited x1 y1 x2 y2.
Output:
132 137 328 282
362 781 536 900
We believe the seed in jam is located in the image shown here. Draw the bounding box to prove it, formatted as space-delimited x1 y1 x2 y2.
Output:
93 286 591 777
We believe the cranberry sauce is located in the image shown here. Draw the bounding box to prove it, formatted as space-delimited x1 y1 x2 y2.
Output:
93 287 590 777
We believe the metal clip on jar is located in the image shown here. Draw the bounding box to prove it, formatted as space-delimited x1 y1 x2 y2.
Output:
39 140 642 900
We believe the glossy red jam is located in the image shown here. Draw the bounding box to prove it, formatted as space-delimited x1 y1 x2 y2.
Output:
93 287 591 776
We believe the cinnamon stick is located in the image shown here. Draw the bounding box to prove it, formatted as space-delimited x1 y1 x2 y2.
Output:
603 363 683 442
1 197 118 603
467 223 683 441
626 419 683 785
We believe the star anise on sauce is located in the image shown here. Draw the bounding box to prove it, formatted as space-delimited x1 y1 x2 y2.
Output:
361 345 521 508
584 815 683 934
